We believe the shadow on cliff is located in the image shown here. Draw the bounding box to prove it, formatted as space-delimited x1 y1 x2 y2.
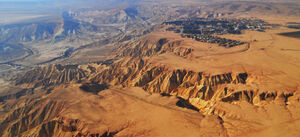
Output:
79 82 109 94
176 97 200 111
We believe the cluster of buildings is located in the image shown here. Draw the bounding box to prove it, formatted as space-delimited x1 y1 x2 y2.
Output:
164 18 267 47
181 34 245 47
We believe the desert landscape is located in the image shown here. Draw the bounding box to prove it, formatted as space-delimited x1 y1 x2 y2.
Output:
0 0 300 137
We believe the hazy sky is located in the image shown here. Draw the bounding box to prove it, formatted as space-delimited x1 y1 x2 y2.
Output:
0 0 42 1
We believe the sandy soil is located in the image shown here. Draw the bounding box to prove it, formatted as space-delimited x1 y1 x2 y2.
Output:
49 85 227 137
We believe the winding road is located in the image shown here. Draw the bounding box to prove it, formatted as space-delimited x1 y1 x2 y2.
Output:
0 47 33 67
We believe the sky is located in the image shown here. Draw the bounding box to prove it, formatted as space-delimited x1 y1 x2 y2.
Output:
0 0 134 13
0 0 43 1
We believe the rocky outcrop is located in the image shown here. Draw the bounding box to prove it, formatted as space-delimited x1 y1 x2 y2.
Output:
0 99 64 137
119 38 192 58
15 64 88 88
221 90 294 105
86 55 297 114
90 57 249 105
35 118 89 137
0 97 108 137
